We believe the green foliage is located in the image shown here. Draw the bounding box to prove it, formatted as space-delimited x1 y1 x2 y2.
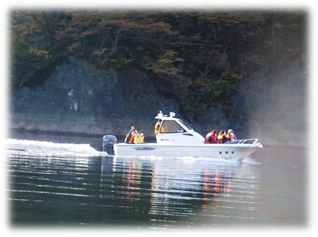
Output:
10 9 307 117
151 50 184 75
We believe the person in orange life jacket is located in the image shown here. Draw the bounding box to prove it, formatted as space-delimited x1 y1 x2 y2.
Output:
204 130 218 144
217 130 231 144
226 129 237 144
124 126 135 144
130 129 140 144
155 119 162 137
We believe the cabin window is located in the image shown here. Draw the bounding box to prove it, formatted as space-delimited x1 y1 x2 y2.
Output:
160 120 185 133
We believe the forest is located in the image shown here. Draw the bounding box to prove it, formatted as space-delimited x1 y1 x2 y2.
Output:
10 9 306 118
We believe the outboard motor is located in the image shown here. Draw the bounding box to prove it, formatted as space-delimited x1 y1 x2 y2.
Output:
102 135 117 155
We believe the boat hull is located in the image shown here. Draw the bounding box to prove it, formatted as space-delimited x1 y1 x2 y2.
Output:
113 143 260 162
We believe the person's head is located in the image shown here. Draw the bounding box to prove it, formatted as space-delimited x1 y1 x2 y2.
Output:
212 129 218 134
219 130 225 135
131 126 135 130
228 129 234 134
140 131 144 136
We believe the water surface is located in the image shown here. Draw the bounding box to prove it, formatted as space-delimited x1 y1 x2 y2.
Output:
6 135 307 228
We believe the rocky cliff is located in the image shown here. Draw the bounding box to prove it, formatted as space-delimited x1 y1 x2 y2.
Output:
9 56 307 147
10 56 181 138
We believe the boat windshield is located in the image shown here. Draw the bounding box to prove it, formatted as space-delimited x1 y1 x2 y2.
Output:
160 120 186 133
178 119 192 130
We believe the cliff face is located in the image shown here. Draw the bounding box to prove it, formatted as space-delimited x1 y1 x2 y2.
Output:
10 56 181 137
9 56 307 147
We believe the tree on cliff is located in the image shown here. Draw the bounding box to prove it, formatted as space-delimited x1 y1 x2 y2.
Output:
10 9 307 118
11 10 57 86
54 11 173 71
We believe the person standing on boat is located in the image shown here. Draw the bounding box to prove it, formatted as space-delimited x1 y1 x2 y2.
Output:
217 130 231 144
226 129 237 144
204 130 218 144
125 126 135 144
155 119 162 137
134 130 145 144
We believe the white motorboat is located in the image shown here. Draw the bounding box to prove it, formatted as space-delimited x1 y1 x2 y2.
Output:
103 111 263 161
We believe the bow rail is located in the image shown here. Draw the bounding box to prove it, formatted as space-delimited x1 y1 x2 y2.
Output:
228 138 259 144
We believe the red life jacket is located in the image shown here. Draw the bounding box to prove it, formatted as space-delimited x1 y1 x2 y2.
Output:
205 131 217 143
205 131 214 140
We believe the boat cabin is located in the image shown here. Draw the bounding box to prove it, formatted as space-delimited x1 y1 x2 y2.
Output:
155 111 205 144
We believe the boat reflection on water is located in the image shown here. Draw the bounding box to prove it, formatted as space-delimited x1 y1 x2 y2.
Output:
149 160 236 216
8 138 305 227
120 160 143 201
104 155 261 226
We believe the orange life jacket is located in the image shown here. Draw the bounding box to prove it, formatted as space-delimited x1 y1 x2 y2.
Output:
128 134 135 144
155 122 161 136
125 129 134 143
217 134 225 143
226 133 235 140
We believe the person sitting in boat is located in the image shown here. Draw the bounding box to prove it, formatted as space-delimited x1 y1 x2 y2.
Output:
226 129 237 144
204 130 218 144
160 122 172 133
217 130 231 144
125 126 135 144
155 120 162 137
130 129 140 144
134 130 145 144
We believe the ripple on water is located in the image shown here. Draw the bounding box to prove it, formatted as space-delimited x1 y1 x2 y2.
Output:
7 139 306 227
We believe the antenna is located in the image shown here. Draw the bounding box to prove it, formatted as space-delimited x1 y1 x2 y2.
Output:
157 111 163 117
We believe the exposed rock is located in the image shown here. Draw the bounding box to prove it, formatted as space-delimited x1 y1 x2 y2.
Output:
9 56 307 147
10 56 180 138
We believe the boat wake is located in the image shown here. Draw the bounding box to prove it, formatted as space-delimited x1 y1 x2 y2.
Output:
6 139 103 158
242 156 262 165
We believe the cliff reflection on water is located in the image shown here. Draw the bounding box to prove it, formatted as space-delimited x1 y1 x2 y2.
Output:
7 136 306 228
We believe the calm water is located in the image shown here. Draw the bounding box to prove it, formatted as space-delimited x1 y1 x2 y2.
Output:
6 133 307 229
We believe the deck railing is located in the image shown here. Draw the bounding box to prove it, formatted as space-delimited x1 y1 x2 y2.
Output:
228 138 259 145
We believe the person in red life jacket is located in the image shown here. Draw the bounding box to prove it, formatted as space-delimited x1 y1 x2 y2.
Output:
217 130 231 144
226 129 237 144
204 130 218 144
125 126 135 144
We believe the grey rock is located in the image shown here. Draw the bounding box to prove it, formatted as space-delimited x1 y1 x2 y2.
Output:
9 55 307 147
10 56 180 137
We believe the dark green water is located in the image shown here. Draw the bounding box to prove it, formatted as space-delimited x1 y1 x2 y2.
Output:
6 136 307 229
